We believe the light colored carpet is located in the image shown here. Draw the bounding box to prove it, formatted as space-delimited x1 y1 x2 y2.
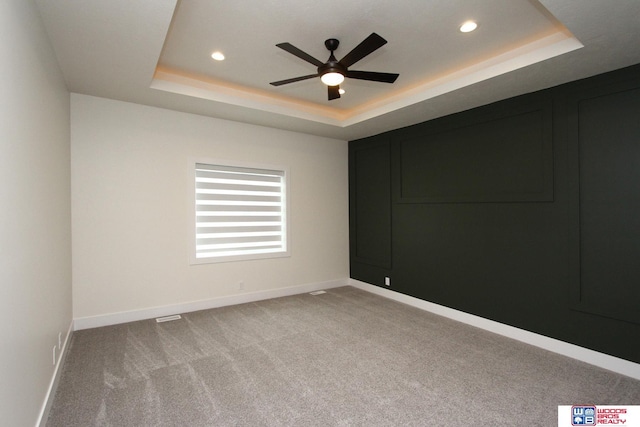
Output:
47 286 640 426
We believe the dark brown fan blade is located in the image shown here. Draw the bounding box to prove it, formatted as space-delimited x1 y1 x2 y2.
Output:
276 43 324 67
345 70 399 83
328 85 341 100
339 33 387 68
270 74 319 86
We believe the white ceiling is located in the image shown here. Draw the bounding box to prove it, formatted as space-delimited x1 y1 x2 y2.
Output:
35 0 640 141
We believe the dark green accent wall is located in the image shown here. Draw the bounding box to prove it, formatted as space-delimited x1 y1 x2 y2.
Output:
349 63 640 364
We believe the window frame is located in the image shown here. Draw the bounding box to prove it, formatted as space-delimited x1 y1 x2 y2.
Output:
189 158 290 265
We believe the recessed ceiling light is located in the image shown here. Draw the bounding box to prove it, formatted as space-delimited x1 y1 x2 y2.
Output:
211 51 225 61
459 21 478 33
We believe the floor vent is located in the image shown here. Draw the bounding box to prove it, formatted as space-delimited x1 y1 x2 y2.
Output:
155 314 182 323
309 290 327 295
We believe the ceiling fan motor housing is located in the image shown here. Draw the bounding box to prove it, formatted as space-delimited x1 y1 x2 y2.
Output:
318 61 346 80
319 39 346 82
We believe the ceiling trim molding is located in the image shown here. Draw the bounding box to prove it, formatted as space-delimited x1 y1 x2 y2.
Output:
152 30 582 129
151 69 346 126
342 31 583 126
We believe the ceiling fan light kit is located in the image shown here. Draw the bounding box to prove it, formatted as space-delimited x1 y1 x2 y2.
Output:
270 33 399 100
321 72 345 86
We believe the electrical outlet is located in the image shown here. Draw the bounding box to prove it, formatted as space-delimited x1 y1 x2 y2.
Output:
238 281 244 290
384 277 391 286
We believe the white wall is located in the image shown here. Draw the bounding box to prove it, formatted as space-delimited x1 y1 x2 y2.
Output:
0 1 72 425
71 94 349 319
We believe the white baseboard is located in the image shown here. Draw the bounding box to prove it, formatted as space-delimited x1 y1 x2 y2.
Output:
349 279 640 381
36 320 74 427
74 279 348 330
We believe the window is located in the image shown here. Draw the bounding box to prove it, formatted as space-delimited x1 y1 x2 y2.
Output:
192 161 289 264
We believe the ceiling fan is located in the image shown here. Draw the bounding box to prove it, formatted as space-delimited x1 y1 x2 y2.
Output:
270 33 399 101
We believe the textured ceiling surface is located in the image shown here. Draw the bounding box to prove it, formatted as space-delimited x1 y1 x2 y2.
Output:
36 0 640 140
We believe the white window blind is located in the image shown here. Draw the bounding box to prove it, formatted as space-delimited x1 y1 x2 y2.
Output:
194 163 288 262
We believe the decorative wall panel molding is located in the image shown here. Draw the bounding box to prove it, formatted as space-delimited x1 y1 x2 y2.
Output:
569 80 640 325
350 137 392 269
395 99 553 203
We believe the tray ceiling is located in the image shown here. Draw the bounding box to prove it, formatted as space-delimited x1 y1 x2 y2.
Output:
36 0 640 140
